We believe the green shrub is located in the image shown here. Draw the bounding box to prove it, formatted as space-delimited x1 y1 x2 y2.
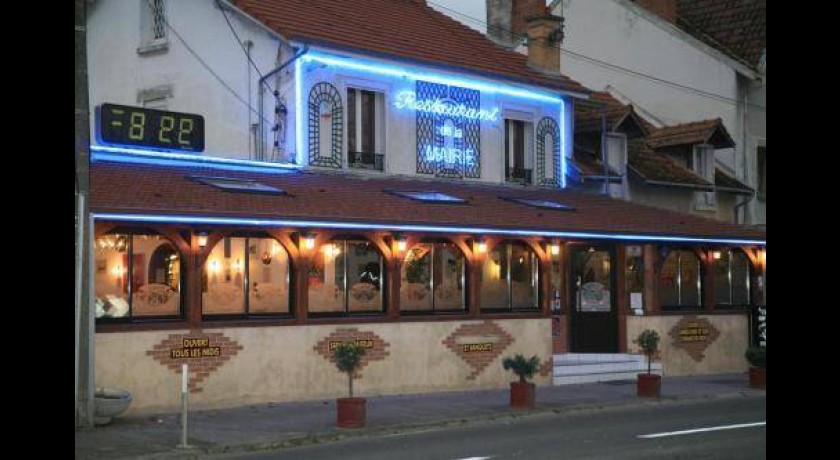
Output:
745 346 766 369
634 329 660 374
333 342 366 398
502 354 541 383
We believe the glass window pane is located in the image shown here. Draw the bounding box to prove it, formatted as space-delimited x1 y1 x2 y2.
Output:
578 249 611 312
434 243 465 310
480 245 509 309
680 251 701 307
94 234 131 319
731 251 750 305
713 251 732 304
248 238 290 314
203 237 246 315
346 241 383 312
511 244 538 309
659 252 680 307
132 235 181 317
361 90 376 152
348 89 357 152
401 244 432 311
308 242 345 313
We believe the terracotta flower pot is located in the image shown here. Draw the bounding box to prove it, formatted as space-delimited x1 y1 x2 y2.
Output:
510 381 536 409
336 397 366 428
637 373 661 398
748 366 766 389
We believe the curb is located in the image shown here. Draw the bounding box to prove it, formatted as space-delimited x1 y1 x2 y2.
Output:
129 390 765 459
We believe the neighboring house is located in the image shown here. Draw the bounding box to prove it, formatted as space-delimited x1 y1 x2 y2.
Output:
80 0 765 417
571 91 753 222
473 0 765 227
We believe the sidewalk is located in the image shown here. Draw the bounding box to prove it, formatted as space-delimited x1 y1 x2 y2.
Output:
75 373 765 459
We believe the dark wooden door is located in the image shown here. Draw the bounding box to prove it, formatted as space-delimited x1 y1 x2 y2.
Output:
569 245 618 353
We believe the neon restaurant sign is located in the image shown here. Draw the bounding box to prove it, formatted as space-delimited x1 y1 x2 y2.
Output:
394 91 499 122
407 81 485 179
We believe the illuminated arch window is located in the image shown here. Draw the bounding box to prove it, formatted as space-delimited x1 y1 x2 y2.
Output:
479 241 539 311
308 82 343 168
308 239 386 316
202 236 292 318
94 233 183 322
401 242 466 313
536 116 561 186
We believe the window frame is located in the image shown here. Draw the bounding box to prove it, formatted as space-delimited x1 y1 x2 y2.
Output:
504 118 535 185
400 242 468 315
94 232 185 323
347 87 386 172
137 0 169 55
201 236 294 320
712 249 752 309
692 144 717 210
480 241 540 312
659 248 704 311
308 238 388 318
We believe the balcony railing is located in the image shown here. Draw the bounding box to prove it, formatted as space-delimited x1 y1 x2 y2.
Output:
349 151 384 171
506 167 532 185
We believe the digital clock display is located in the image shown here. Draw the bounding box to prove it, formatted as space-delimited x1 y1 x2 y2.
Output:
98 103 205 152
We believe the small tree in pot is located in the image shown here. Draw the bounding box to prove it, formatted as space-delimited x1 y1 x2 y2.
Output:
635 329 661 398
745 346 766 389
333 342 367 428
502 354 540 409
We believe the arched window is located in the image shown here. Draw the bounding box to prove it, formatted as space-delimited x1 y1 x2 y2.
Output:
401 242 466 313
659 249 702 310
536 116 561 186
308 239 386 316
202 236 292 317
480 241 539 311
308 82 343 168
713 249 751 307
94 233 183 321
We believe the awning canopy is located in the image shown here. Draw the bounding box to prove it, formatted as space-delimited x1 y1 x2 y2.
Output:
90 158 765 245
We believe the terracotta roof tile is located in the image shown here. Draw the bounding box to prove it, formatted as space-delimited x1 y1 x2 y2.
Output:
627 139 711 188
231 0 588 95
676 0 766 68
90 160 765 241
715 168 753 194
572 146 621 179
647 118 734 149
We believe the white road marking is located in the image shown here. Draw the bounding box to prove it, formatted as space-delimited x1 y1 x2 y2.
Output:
638 421 766 439
453 457 491 460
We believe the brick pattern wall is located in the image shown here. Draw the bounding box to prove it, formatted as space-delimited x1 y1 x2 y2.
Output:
442 320 514 380
668 316 721 362
313 328 390 379
146 330 243 393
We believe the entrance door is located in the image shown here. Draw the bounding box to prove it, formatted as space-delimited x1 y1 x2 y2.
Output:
569 245 618 352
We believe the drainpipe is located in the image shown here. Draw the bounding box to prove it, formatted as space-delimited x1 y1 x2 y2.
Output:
258 45 309 161
601 105 608 195
736 78 751 224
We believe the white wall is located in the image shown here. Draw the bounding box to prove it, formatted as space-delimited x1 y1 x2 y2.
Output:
87 0 287 160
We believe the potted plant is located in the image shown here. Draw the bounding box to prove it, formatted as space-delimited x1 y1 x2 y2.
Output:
635 329 661 398
333 342 367 428
745 346 766 389
502 354 540 409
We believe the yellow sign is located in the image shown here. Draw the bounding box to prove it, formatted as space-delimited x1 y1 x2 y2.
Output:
328 339 375 351
677 322 711 343
170 337 220 359
461 343 493 353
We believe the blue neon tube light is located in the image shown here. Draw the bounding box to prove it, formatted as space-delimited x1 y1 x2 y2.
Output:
90 145 299 174
93 213 766 246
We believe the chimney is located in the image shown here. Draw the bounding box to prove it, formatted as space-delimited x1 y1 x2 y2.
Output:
486 0 514 48
633 0 677 23
525 6 564 74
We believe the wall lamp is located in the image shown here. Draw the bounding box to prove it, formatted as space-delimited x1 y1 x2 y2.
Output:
394 233 407 253
548 241 560 256
301 232 316 251
473 237 487 255
197 232 208 251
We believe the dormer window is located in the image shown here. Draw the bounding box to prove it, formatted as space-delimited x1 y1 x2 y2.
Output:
691 144 716 210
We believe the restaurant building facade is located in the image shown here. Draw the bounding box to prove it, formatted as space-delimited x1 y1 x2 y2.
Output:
84 0 766 414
